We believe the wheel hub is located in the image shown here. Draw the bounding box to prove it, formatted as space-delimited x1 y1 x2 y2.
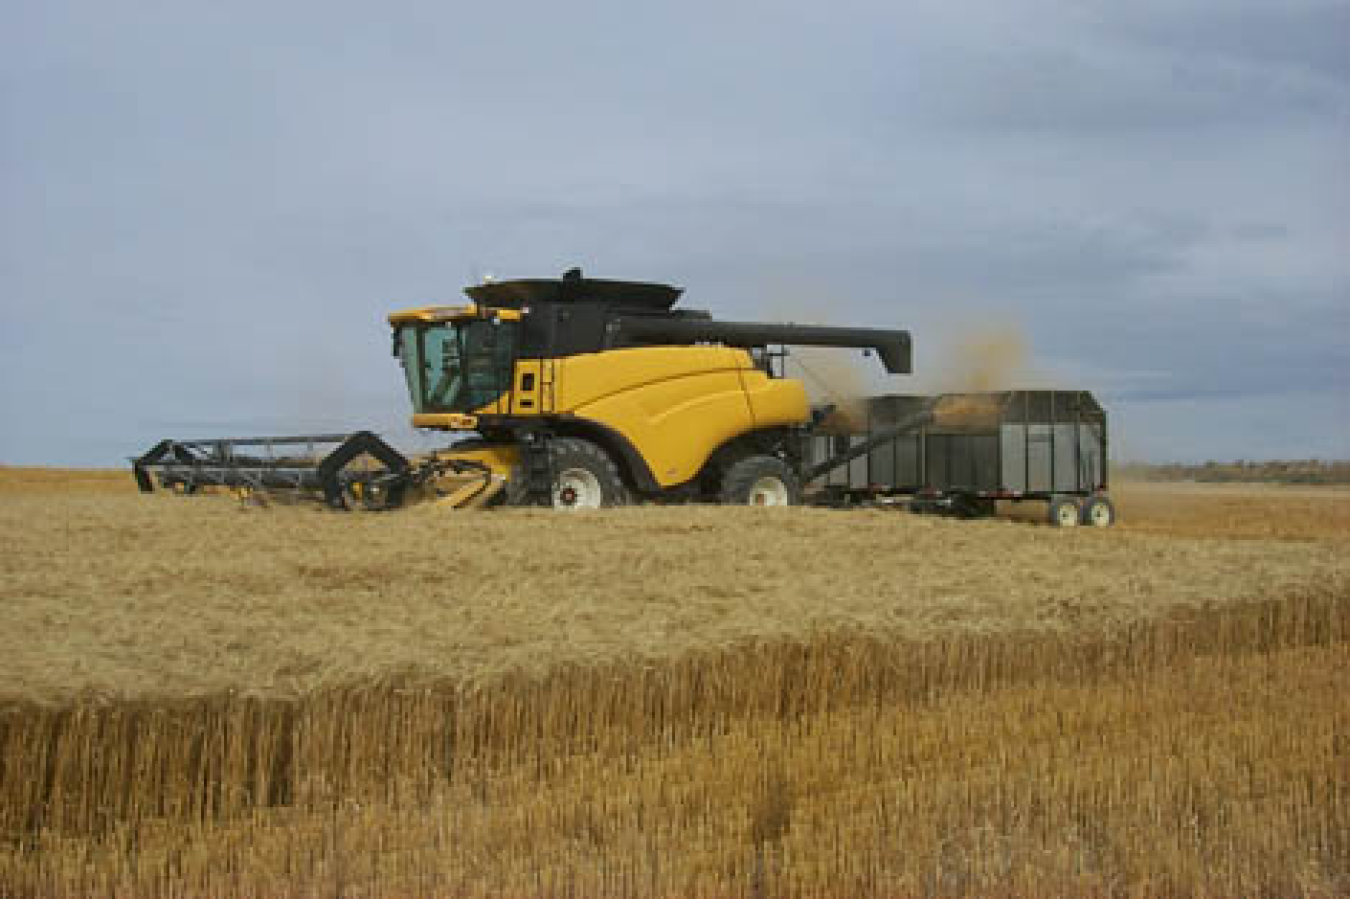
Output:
553 467 603 510
747 476 789 507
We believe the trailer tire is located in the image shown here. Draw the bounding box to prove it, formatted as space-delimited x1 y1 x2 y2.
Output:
1080 495 1116 527
1048 496 1081 528
516 437 629 510
720 456 800 507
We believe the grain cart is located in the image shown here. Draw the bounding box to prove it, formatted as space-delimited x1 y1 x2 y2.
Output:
802 391 1114 526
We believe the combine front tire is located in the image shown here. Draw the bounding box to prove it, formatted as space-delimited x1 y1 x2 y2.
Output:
719 456 800 506
546 438 630 510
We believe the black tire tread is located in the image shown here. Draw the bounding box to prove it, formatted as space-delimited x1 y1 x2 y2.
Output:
718 455 801 506
1047 495 1082 527
1080 495 1116 527
508 437 630 508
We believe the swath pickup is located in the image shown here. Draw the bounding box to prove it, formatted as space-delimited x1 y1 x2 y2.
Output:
132 432 411 510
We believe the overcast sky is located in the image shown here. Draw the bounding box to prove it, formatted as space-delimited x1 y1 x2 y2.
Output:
2 0 1347 465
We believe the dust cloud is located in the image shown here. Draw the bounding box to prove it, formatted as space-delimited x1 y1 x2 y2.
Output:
784 347 873 431
912 322 1044 427
915 322 1046 395
753 291 884 432
752 284 1058 435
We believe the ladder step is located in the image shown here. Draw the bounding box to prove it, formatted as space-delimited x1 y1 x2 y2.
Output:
523 438 554 496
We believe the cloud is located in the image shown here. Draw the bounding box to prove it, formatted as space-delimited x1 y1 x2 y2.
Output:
1 0 1346 465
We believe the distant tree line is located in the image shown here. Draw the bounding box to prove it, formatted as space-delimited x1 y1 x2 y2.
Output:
1116 460 1350 485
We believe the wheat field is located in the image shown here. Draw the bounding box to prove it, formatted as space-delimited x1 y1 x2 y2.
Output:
1 468 1348 897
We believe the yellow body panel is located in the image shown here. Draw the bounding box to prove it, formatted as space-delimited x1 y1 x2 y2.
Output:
388 304 478 325
413 412 480 429
738 366 811 430
388 305 523 325
509 358 552 415
416 444 518 509
553 347 809 487
431 444 519 476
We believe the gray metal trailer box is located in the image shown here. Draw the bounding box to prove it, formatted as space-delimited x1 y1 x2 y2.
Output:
807 390 1108 498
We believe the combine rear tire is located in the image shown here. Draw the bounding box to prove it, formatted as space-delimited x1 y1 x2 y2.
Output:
546 438 630 510
719 456 800 506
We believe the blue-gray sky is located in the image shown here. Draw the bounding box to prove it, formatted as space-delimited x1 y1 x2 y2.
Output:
2 0 1347 465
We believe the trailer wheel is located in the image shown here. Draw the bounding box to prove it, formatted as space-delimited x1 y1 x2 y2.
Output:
1048 496 1081 528
548 438 630 510
720 456 800 506
1080 495 1116 527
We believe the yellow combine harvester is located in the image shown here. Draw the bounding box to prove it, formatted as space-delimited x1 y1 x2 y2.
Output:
134 268 912 510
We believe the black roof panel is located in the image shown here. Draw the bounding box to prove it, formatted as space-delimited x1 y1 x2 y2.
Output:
464 275 683 311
